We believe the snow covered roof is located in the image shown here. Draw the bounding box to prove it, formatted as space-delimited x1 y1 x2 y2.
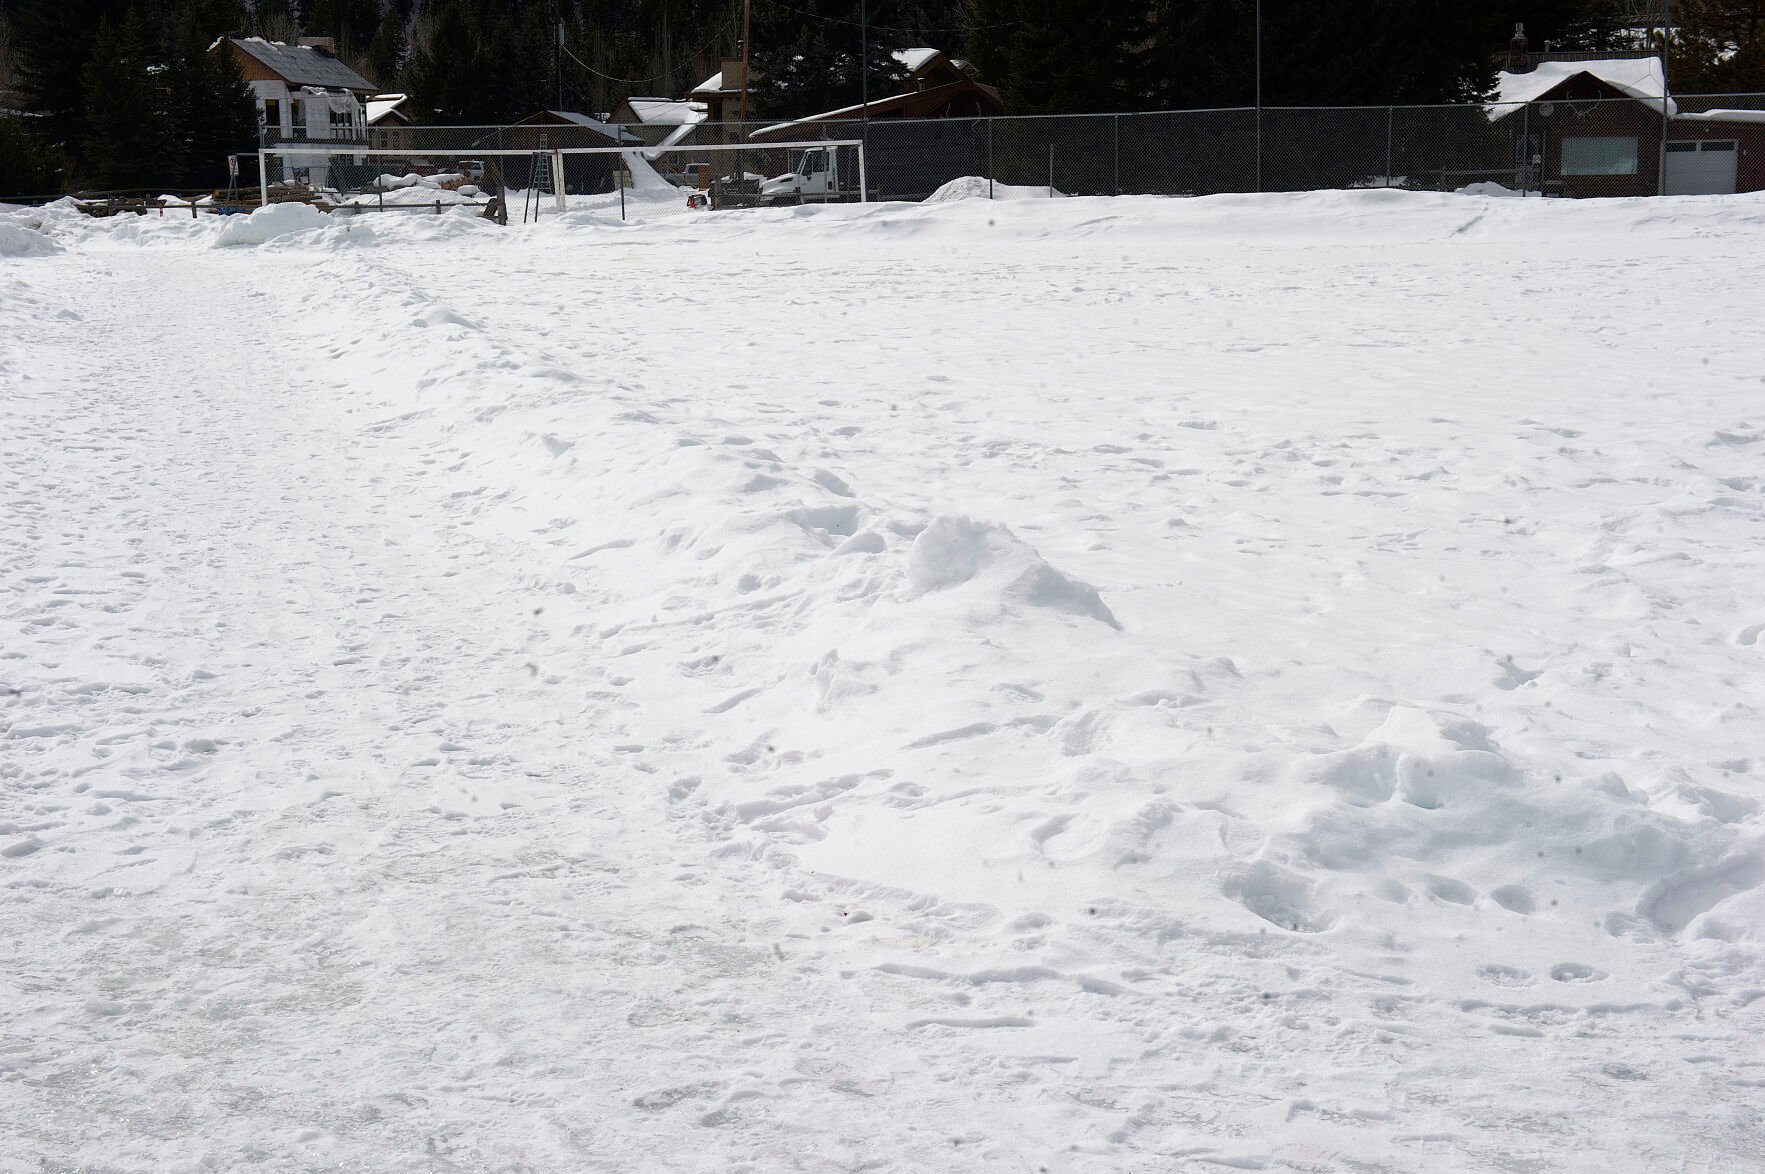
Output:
1675 108 1765 124
226 37 377 93
624 98 707 126
894 48 940 74
641 120 705 160
365 93 409 125
1490 58 1674 120
691 71 730 95
524 110 643 142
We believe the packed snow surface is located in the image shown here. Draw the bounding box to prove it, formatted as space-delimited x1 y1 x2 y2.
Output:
3 190 1764 1173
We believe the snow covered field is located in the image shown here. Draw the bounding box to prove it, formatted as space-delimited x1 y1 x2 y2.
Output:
3 189 1763 1173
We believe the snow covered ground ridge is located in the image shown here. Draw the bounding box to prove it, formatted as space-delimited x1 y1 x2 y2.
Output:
3 189 1763 1173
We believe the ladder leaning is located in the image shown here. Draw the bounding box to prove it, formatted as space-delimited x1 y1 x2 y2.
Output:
523 134 556 223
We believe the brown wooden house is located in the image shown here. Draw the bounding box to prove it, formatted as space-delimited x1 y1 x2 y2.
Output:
748 49 1004 143
472 111 643 195
1493 57 1765 196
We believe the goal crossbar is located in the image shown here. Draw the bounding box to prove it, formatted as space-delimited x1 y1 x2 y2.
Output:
258 139 869 211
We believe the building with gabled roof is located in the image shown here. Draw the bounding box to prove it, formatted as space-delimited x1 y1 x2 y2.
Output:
1487 53 1765 196
213 36 377 189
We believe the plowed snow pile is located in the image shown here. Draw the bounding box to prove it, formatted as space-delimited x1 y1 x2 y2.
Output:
3 190 1762 1173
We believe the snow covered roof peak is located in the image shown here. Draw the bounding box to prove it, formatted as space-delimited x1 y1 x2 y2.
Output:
894 48 941 74
1491 57 1672 119
224 36 377 94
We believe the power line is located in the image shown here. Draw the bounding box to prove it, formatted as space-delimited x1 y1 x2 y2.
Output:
749 0 1055 37
558 20 729 88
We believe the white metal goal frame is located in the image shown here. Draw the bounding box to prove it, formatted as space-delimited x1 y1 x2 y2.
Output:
258 139 870 213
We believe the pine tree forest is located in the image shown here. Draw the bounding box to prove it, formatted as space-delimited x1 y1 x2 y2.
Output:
2 0 1763 194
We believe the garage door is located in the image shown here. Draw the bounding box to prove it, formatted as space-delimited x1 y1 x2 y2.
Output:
1664 141 1738 195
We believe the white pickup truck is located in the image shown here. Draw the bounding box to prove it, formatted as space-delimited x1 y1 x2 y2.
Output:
758 147 851 205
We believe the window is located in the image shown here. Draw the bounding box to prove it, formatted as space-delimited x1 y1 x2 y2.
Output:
290 99 305 139
1665 141 1697 153
1562 136 1638 176
263 98 280 131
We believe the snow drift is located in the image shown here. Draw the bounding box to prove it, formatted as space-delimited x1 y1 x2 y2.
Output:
4 187 1763 1174
213 199 330 246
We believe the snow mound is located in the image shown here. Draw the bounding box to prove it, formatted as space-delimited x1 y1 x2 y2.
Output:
907 514 1119 628
1456 181 1524 198
925 176 1065 202
0 220 61 257
215 201 330 246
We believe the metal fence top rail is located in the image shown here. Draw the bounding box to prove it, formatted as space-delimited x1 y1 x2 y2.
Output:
327 92 1765 136
263 140 866 157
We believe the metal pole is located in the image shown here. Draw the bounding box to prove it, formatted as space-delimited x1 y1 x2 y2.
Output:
1255 0 1262 194
1385 105 1393 187
1658 0 1672 195
258 150 268 207
1521 102 1529 196
1114 113 1121 195
860 0 869 191
554 150 566 213
739 0 752 124
1049 143 1054 197
987 119 994 199
857 140 869 202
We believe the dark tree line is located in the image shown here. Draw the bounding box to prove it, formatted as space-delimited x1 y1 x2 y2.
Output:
2 0 259 194
3 0 1762 195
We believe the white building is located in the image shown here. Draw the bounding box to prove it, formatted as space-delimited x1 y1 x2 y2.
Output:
214 36 378 189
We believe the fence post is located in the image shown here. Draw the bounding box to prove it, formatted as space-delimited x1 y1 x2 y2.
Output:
1385 106 1394 187
1521 103 1530 197
1114 113 1121 195
1049 143 1055 197
987 118 995 199
553 150 567 214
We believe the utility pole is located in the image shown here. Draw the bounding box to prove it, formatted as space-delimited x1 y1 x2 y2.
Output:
1658 0 1672 195
739 0 753 125
861 0 869 127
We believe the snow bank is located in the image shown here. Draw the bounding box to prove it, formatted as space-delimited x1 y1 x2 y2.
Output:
214 200 330 246
926 175 1065 202
1456 180 1525 197
907 515 1119 628
0 220 61 257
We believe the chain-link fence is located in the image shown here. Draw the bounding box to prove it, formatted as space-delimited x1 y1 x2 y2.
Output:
259 91 1765 209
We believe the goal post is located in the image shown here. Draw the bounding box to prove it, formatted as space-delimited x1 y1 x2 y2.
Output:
259 138 868 220
259 146 568 213
612 138 869 210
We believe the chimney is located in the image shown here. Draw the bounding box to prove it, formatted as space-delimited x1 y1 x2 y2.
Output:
1506 24 1533 74
298 36 337 57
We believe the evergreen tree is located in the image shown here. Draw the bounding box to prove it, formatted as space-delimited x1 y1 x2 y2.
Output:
0 111 67 195
405 2 484 120
12 0 110 167
366 5 411 91
82 11 182 188
1671 0 1765 91
968 0 1147 114
744 0 928 119
173 17 258 188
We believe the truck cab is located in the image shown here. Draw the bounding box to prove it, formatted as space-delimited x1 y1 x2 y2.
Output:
759 147 847 205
